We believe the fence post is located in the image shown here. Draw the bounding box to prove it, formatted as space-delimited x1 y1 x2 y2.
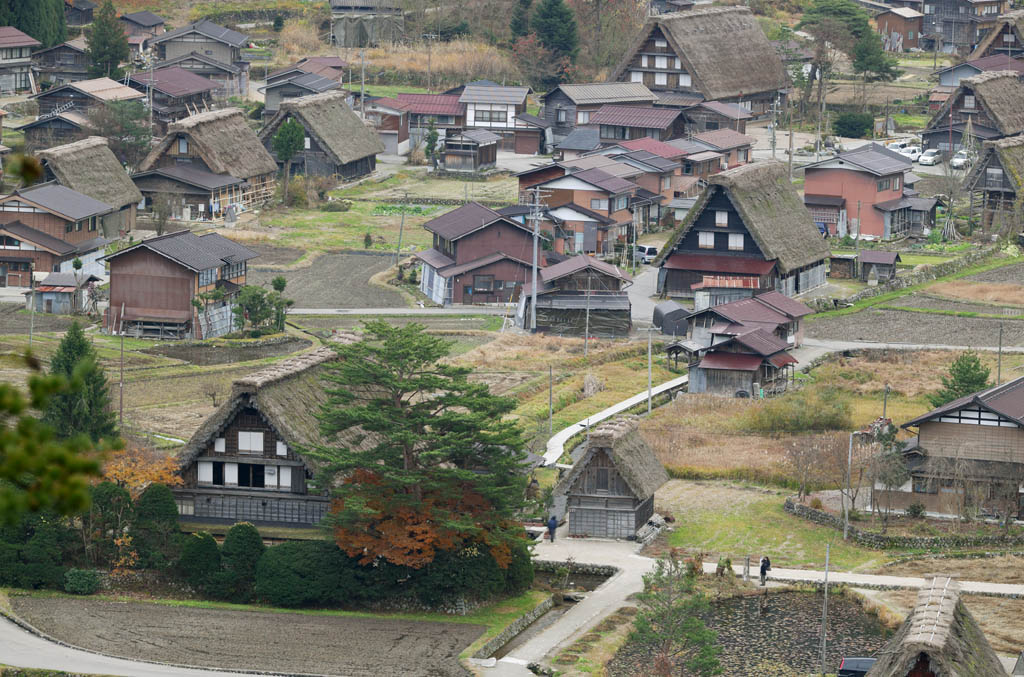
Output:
743 556 750 582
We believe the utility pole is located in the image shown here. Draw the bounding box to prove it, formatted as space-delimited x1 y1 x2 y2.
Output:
548 365 553 434
770 92 779 160
647 327 654 414
360 49 366 118
883 383 890 419
119 302 125 426
584 268 591 357
523 186 549 332
998 322 1004 383
820 542 831 676
788 106 794 181
393 190 407 267
844 433 854 540
28 268 35 349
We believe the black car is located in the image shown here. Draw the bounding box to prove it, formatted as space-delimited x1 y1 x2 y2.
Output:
837 657 876 677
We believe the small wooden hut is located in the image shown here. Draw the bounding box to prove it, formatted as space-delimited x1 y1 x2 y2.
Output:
553 416 668 539
653 299 688 336
442 129 499 172
859 250 901 283
865 577 1004 677
828 254 857 279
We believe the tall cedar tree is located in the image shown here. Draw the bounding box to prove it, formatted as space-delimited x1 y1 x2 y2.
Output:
0 0 66 47
926 351 992 408
852 32 901 83
510 0 533 39
531 0 579 62
86 101 152 172
310 321 528 569
272 118 306 203
86 0 130 79
43 322 118 444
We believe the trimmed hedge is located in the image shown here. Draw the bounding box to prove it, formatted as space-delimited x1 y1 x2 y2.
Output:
64 568 101 595
131 484 180 569
254 540 356 608
178 532 221 594
215 522 265 602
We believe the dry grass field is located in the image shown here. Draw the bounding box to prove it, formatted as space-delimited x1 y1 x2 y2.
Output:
928 280 1024 307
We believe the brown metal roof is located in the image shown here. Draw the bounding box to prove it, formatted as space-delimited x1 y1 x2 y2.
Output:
693 128 755 150
562 167 638 194
0 27 41 48
549 82 656 105
539 254 632 284
618 137 689 159
421 202 534 241
858 250 902 265
589 105 681 129
0 221 74 255
414 248 455 270
130 67 217 97
663 253 776 275
903 375 1024 428
395 93 464 116
437 251 531 278
697 352 763 371
733 328 789 356
701 296 790 326
751 290 813 319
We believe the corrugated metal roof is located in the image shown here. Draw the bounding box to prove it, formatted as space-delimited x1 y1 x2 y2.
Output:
618 137 688 159
562 155 643 178
395 93 464 116
42 77 146 103
708 296 790 326
0 221 74 255
437 251 531 278
539 254 632 284
752 290 813 319
685 150 724 162
694 128 755 150
904 374 1024 427
160 51 241 74
459 85 529 105
414 248 456 270
663 254 776 274
653 91 705 107
130 67 217 97
455 129 501 144
269 72 340 93
0 27 41 48
589 105 681 129
612 149 680 172
697 352 763 371
733 327 789 355
16 183 113 220
552 82 656 105
153 19 248 47
859 250 902 265
564 167 639 194
536 293 631 310
698 101 753 120
883 6 923 18
556 128 602 151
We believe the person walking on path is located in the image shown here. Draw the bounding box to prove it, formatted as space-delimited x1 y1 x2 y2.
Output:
547 515 558 543
759 555 771 586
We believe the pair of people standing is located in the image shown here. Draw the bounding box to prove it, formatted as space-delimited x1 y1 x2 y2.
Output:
759 555 772 586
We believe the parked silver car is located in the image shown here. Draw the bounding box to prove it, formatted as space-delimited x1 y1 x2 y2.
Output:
918 149 942 166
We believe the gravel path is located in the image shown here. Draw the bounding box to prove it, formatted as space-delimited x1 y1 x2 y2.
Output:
11 597 481 677
249 253 405 309
807 308 1024 347
966 261 1024 284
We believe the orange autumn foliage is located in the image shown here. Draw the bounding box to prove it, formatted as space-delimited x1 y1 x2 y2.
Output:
103 438 182 498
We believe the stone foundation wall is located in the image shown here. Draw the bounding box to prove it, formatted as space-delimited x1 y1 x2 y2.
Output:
471 594 556 659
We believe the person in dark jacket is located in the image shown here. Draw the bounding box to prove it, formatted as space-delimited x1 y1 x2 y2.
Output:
759 555 771 586
547 515 558 543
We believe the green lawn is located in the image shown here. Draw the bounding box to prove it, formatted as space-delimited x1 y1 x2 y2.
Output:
359 84 431 98
829 250 955 266
667 492 883 571
892 113 930 130
336 171 518 204
264 201 437 252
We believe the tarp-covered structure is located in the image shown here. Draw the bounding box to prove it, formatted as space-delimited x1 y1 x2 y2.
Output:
653 299 688 336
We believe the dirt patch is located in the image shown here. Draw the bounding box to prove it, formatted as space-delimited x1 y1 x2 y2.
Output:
886 293 1019 315
244 242 306 267
249 252 405 308
807 308 1024 347
966 261 1024 284
0 304 79 335
927 281 1024 308
126 401 220 441
10 596 481 677
293 316 496 331
142 336 312 366
875 554 1024 584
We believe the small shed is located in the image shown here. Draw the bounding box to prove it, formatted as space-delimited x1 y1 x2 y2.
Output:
859 250 901 282
442 129 499 173
828 254 857 279
865 577 1004 677
653 300 688 336
553 416 668 539
24 272 101 315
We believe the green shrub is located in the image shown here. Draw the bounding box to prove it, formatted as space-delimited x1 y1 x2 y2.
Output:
321 200 348 212
809 497 824 510
833 112 874 139
131 484 180 569
363 231 373 249
738 385 852 434
411 546 506 606
178 532 221 593
504 542 534 594
254 541 358 608
215 522 265 602
906 502 926 519
18 520 64 589
64 568 101 595
408 267 418 284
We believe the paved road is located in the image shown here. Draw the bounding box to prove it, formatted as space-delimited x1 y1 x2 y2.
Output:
289 305 507 315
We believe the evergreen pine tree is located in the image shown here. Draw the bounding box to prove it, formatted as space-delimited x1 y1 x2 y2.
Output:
926 351 992 408
510 0 533 39
272 117 306 204
531 0 579 62
85 0 129 79
43 321 117 443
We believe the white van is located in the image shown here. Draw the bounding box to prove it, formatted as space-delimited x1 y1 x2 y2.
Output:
635 245 658 264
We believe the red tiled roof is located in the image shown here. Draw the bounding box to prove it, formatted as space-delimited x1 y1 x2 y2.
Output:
711 296 790 326
663 254 776 275
769 352 798 368
395 93 464 116
697 352 763 371
618 137 689 159
589 105 681 129
371 96 408 111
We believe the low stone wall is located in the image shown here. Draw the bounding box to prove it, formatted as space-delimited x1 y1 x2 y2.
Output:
471 594 556 659
808 245 997 312
351 196 511 208
533 560 620 577
784 498 1024 550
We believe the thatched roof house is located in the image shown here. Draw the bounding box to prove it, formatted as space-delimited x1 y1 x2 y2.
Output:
969 9 1024 60
553 416 668 538
38 136 142 214
923 71 1024 155
608 7 787 108
965 134 1024 202
866 577 1004 677
138 108 278 208
258 91 383 180
656 161 829 298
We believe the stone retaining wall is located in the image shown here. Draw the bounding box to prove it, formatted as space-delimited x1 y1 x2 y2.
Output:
350 196 511 208
784 498 1024 550
471 594 556 659
807 245 997 312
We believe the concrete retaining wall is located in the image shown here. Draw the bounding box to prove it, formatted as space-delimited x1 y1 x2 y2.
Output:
472 594 556 659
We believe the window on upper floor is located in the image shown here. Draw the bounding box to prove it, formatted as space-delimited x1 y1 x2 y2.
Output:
630 70 643 83
615 196 628 211
641 54 649 67
715 210 728 226
877 177 892 192
963 94 976 110
177 136 188 154
728 233 744 251
600 125 627 140
238 431 264 454
924 3 934 12
304 136 310 150
674 57 681 69
655 55 668 69
577 110 590 124
198 267 217 287
1006 32 1016 43
679 73 692 87
654 38 667 48
683 162 692 175
661 176 671 191
698 231 714 248
591 198 609 211
557 108 567 122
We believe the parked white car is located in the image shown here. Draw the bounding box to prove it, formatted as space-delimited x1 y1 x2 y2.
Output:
635 245 658 264
898 146 922 162
918 148 942 166
950 150 972 170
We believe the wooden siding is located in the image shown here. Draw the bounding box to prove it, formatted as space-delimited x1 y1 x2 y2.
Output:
106 247 195 324
565 448 645 539
919 420 1024 463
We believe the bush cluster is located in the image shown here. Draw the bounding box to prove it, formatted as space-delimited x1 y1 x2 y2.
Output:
738 385 852 434
64 568 101 595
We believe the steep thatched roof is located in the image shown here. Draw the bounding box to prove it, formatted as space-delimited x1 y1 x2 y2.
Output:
927 71 1024 136
657 162 829 274
555 416 668 501
258 91 383 167
866 578 1004 677
140 108 277 179
966 133 1024 192
969 10 1024 60
37 137 142 210
178 347 339 470
608 7 786 101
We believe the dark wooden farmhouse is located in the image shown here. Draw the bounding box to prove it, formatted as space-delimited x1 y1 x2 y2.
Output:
104 230 257 339
415 202 540 306
0 182 114 283
922 70 1024 156
136 107 278 215
18 111 89 153
31 37 89 87
866 578 1005 677
0 26 41 94
583 105 685 145
173 347 342 525
128 67 217 134
330 0 404 48
684 101 751 134
686 290 812 347
608 7 788 116
38 136 143 237
552 416 668 539
441 129 500 173
964 134 1024 231
64 0 96 27
921 0 1006 54
859 250 901 283
150 20 249 97
119 11 166 39
259 91 383 180
967 8 1022 59
686 328 796 396
656 161 829 298
541 82 656 141
362 96 410 156
518 254 633 336
30 77 145 116
261 72 340 119
875 374 1024 518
